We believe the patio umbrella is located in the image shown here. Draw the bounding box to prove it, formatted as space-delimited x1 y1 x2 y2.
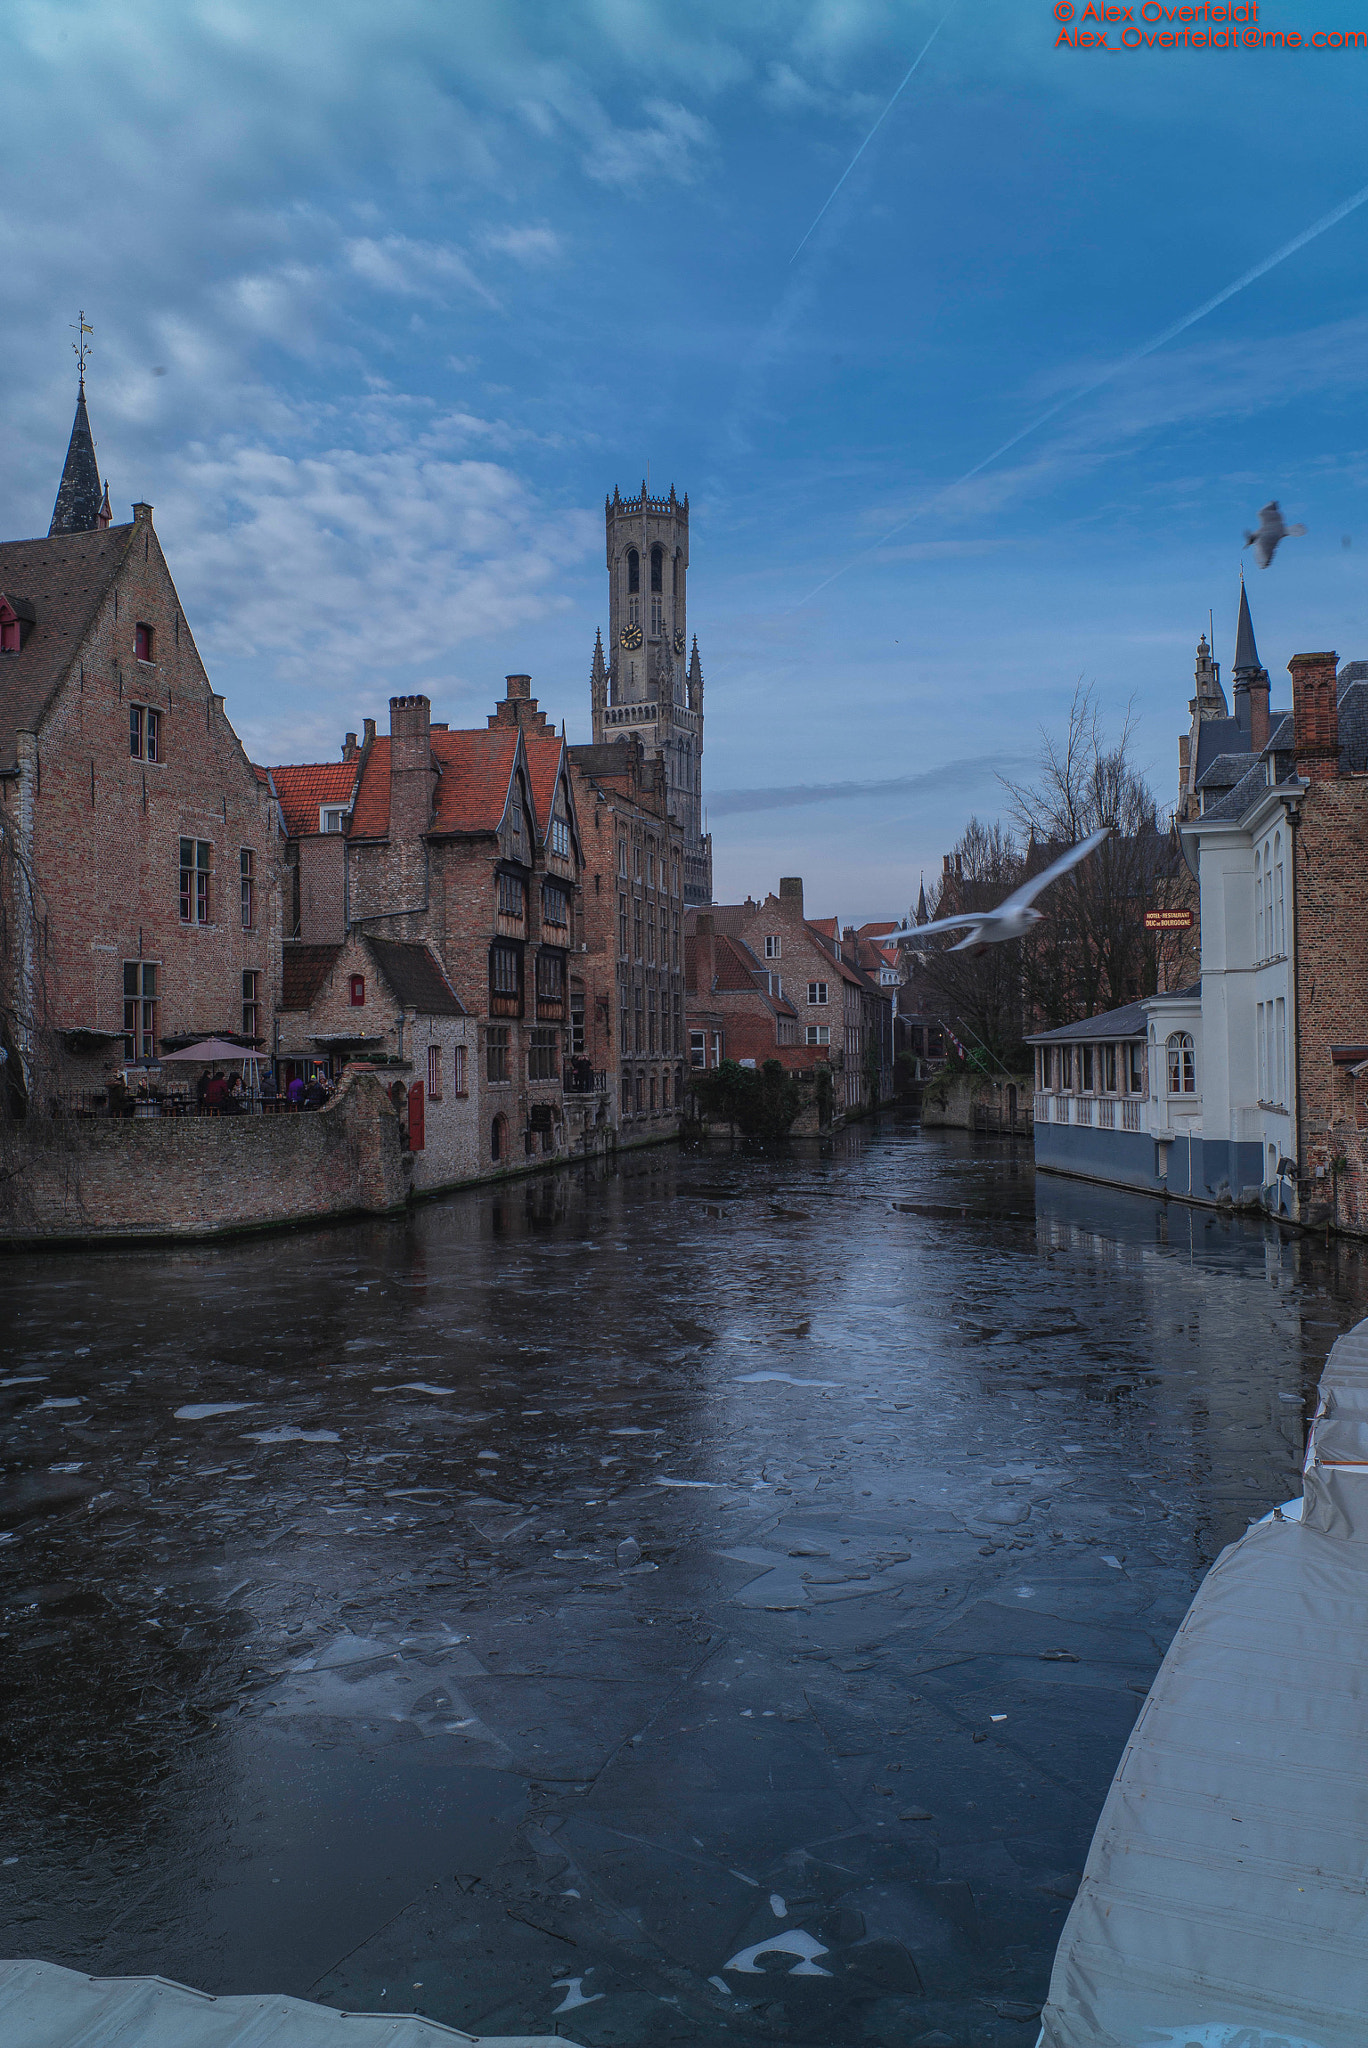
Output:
160 1039 258 1063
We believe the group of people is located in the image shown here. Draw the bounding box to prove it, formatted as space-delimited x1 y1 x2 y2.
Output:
103 1066 337 1116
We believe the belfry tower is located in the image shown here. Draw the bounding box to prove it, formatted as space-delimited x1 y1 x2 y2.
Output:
591 482 712 905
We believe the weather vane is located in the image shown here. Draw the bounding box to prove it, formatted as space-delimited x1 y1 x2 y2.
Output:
71 310 94 386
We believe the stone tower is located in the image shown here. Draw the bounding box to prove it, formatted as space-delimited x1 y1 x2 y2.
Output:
591 482 712 905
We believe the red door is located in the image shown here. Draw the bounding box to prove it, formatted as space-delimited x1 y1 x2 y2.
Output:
407 1081 425 1151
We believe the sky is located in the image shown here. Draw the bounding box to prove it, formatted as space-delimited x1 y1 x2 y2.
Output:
5 0 1368 919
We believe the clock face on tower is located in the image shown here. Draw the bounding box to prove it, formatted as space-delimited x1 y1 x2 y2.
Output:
620 624 643 650
673 629 685 654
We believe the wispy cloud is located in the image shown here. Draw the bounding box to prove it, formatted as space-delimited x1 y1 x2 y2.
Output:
710 754 1027 817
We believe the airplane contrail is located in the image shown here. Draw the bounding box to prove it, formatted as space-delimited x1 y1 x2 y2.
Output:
794 175 1368 605
790 1 960 265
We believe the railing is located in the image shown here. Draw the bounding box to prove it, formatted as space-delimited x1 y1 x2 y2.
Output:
1076 1097 1094 1126
1122 1098 1143 1132
603 704 657 726
563 1066 608 1095
61 1088 305 1120
1097 1098 1116 1130
1034 1091 1049 1122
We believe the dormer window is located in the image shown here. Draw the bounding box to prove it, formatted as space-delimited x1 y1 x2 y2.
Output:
550 815 570 858
0 597 30 654
135 622 155 663
319 806 348 833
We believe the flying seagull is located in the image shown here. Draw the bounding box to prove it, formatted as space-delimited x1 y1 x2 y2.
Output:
1244 501 1306 570
881 828 1111 956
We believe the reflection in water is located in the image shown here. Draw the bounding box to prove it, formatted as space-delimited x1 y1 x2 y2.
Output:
1 1122 1363 2044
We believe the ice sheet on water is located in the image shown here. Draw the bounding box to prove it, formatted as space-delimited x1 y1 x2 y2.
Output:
38 1399 81 1409
293 1634 395 1671
656 1477 719 1488
732 1373 837 1388
1 1377 46 1387
387 1383 456 1396
175 1403 254 1420
244 1427 340 1444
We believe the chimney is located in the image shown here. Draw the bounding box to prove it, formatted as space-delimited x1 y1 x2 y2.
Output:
1290 652 1340 782
506 673 532 700
779 876 804 917
389 694 435 839
489 673 552 733
132 501 153 524
1248 672 1271 754
363 717 376 748
695 910 717 995
342 731 358 761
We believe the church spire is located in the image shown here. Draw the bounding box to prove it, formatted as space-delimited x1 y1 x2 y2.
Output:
49 375 104 536
687 634 704 713
1233 572 1261 678
915 876 929 925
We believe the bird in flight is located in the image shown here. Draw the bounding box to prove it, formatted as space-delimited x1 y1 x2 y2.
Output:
1244 501 1306 569
880 828 1111 957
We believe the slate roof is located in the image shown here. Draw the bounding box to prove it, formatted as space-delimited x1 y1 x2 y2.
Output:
366 938 465 1016
267 760 359 837
1199 759 1269 823
281 944 342 1010
1195 752 1254 792
0 524 134 771
349 728 521 840
1193 715 1245 782
49 383 103 535
1028 986 1199 1045
1233 580 1261 675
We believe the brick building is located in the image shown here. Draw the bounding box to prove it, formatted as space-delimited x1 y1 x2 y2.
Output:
567 735 687 1133
268 677 591 1176
0 378 280 1108
684 915 799 1071
688 879 894 1111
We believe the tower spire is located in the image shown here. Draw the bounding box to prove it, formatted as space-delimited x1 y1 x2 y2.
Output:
1233 574 1261 678
49 359 104 537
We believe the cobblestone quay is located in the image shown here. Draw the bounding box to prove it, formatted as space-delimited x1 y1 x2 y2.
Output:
3 1121 1365 2047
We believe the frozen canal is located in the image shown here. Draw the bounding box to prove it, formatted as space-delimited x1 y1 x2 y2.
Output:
2 1123 1365 2048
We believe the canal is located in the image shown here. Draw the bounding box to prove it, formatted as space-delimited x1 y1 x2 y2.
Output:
3 1122 1366 2048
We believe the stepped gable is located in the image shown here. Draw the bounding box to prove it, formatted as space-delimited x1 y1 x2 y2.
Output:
0 524 133 771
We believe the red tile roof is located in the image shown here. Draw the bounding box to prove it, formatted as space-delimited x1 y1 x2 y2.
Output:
281 944 342 1010
856 920 897 939
808 916 838 940
266 760 360 838
349 728 522 840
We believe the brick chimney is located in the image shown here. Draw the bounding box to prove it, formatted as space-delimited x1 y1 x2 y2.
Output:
363 716 376 749
342 731 358 761
389 694 435 838
695 910 717 995
1290 652 1340 781
779 876 804 916
1247 672 1271 754
489 673 553 734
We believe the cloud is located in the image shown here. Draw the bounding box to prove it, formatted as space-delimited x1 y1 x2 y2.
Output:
480 225 563 265
345 236 500 308
584 98 715 186
709 753 1028 817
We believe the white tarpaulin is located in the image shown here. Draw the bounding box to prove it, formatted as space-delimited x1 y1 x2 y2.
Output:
0 1958 585 2048
1039 1322 1368 2048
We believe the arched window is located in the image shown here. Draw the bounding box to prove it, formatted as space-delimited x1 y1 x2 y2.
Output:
1166 1031 1196 1094
627 548 640 594
650 545 664 593
491 1113 508 1163
1254 849 1264 960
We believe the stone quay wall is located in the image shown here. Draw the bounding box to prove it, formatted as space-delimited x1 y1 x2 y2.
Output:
0 1071 411 1246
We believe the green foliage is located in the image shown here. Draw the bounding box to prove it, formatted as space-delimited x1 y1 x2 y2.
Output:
691 1058 806 1140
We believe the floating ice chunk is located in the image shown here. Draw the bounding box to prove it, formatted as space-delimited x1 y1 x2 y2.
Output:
551 1977 603 2014
707 1976 732 1995
296 1634 393 1671
477 1451 498 1461
732 1373 837 1388
769 1893 786 1917
990 1714 1007 1722
176 1403 254 1420
1101 1555 1124 1570
615 1537 641 1567
1 1377 46 1387
608 1426 660 1435
656 1478 718 1488
50 1463 83 1473
388 1384 455 1396
39 1399 81 1410
724 1930 832 1977
245 1427 340 1444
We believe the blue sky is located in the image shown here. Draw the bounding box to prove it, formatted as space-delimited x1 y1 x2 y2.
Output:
6 0 1368 916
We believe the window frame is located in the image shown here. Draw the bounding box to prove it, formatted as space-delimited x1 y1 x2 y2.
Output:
122 961 159 1060
1166 1030 1196 1095
240 847 255 930
427 1044 442 1100
807 980 828 1005
453 1043 467 1097
179 838 213 926
486 1025 511 1085
805 1024 830 1047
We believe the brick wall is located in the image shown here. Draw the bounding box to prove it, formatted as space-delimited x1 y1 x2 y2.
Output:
1293 770 1368 1222
0 1069 409 1243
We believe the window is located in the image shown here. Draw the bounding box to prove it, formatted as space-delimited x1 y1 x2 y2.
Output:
620 1068 633 1115
320 806 348 834
490 1113 507 1161
242 969 260 1042
135 622 154 662
423 1045 441 1100
541 882 569 928
509 803 523 854
536 949 565 1017
122 962 158 1059
453 1044 467 1096
349 974 365 1006
1126 1043 1144 1093
1255 850 1264 960
662 1067 671 1109
646 911 655 965
711 1032 722 1067
1275 996 1286 1104
635 1071 645 1112
672 911 679 969
240 847 255 929
528 1027 559 1081
550 815 570 858
634 904 643 960
1166 1031 1196 1094
806 1025 830 1046
486 1026 510 1084
633 840 642 879
807 981 828 1005
619 893 629 957
1274 833 1285 954
490 944 522 1014
764 935 781 960
671 861 679 897
627 547 640 594
762 971 782 997
650 594 663 638
570 985 586 1056
1081 1045 1094 1091
1103 1044 1117 1092
497 871 526 920
0 602 21 654
1062 1045 1073 1089
179 838 212 924
650 544 663 593
634 987 644 1053
690 1030 706 1069
618 838 628 878
129 704 160 761
649 1071 658 1112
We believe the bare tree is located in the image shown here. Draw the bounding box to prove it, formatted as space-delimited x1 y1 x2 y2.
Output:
1003 685 1191 1027
919 816 1027 1071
